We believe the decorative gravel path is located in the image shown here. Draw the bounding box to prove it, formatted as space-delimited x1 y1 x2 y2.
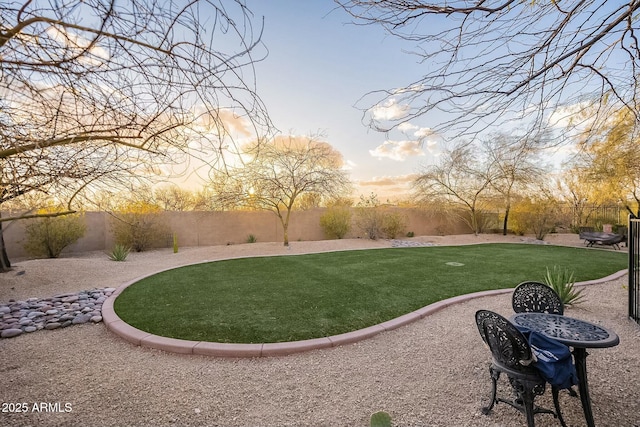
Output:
1 235 637 427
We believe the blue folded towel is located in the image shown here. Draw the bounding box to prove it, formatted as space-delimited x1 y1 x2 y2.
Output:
517 326 579 390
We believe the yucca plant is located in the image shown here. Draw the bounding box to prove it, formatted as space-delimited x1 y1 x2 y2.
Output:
246 234 257 243
543 265 585 307
108 244 130 261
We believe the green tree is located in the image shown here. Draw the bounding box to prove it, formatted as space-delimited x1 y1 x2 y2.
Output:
577 107 640 217
511 195 561 240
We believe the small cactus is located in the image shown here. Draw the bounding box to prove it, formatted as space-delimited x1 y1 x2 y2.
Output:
173 233 179 253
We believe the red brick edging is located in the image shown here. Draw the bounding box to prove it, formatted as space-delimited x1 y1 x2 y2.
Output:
102 266 627 358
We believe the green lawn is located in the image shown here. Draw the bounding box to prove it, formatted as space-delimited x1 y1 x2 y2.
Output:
114 244 627 343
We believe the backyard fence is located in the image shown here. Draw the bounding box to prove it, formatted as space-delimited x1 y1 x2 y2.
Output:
558 204 625 231
628 215 640 325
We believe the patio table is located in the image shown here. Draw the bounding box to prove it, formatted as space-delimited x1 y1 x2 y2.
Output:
510 312 619 427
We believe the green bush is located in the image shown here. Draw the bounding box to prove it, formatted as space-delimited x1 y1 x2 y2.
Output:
542 265 585 307
108 244 130 261
510 197 560 240
111 201 168 252
320 206 352 239
246 234 257 243
23 213 86 258
382 211 407 239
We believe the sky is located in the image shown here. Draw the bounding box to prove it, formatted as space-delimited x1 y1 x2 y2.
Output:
237 1 443 201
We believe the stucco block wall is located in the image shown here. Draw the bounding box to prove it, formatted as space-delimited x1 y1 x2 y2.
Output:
3 208 470 260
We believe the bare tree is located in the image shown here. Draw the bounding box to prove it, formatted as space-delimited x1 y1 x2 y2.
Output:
336 1 640 141
153 186 196 212
213 135 353 246
484 133 547 235
0 0 272 270
413 143 494 235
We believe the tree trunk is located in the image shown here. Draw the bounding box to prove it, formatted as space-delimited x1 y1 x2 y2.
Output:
280 210 290 246
502 206 510 236
0 213 12 272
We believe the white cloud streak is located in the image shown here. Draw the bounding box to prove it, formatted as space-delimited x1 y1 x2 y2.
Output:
369 140 425 161
370 99 410 121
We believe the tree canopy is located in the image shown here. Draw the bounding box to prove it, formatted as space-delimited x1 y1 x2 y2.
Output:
336 0 640 142
0 0 272 270
1 0 272 222
212 135 352 245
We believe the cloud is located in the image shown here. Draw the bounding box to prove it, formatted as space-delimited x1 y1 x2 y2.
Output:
369 140 425 161
46 26 110 65
544 101 593 130
359 174 419 187
370 99 410 121
356 174 420 200
398 122 418 132
414 127 434 138
424 139 442 156
343 160 357 170
395 123 440 154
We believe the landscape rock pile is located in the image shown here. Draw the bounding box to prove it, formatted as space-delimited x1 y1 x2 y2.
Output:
389 239 437 248
0 287 115 338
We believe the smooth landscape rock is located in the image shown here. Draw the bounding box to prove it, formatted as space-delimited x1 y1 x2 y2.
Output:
1 328 23 338
0 287 111 338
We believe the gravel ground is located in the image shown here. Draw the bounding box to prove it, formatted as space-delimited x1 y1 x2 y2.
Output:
0 234 638 427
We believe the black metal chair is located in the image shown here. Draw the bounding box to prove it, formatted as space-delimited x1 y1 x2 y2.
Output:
512 281 564 315
475 310 566 427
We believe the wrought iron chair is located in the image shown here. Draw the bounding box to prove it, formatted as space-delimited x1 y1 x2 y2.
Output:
512 281 564 315
475 310 566 427
512 282 580 398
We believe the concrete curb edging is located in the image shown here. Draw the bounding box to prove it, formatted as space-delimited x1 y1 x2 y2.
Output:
102 266 628 358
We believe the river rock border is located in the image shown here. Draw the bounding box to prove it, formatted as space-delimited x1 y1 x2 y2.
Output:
0 288 116 339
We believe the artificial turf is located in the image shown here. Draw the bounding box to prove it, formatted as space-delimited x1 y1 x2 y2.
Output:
113 243 627 343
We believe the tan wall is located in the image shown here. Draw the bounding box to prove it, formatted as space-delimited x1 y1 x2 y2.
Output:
3 208 470 260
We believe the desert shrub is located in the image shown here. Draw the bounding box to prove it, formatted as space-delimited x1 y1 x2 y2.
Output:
320 206 352 239
111 201 168 252
23 212 86 258
355 194 385 240
246 234 257 243
382 211 407 239
510 197 561 240
108 244 130 261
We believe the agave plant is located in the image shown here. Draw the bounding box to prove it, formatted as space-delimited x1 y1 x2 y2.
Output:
543 265 585 307
108 244 130 262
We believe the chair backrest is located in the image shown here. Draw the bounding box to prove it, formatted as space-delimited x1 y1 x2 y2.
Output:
475 310 533 371
512 281 564 315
